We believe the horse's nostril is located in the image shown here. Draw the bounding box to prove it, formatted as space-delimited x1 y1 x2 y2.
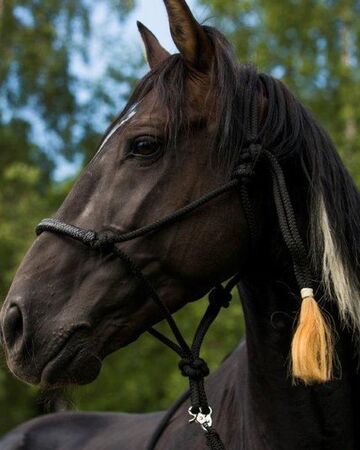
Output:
3 304 24 350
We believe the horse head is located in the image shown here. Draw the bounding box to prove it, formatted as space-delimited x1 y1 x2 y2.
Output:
0 0 256 387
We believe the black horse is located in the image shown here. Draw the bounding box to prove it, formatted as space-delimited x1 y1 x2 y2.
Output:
1 0 360 448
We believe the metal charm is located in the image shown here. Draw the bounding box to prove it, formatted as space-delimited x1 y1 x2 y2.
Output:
188 406 213 432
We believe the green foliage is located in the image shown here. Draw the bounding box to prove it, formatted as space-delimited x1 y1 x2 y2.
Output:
0 0 138 165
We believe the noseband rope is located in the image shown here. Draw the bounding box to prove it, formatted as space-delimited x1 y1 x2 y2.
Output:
36 104 333 448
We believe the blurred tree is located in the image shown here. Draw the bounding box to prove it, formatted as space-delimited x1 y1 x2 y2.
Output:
200 0 360 183
0 0 136 167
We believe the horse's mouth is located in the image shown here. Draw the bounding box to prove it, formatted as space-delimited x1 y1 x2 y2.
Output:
40 345 101 388
39 329 102 388
4 319 136 387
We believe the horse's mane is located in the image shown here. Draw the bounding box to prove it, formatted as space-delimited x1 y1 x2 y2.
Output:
111 26 360 332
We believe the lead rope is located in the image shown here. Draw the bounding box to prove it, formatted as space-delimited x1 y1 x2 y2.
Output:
146 276 240 450
109 243 237 450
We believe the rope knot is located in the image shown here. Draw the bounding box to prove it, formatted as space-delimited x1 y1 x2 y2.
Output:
248 143 262 157
179 358 210 380
209 285 233 309
234 143 263 184
91 230 116 253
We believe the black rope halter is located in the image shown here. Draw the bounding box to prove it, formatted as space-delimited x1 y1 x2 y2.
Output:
36 99 314 449
36 170 247 450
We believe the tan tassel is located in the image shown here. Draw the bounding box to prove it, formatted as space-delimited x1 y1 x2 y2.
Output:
291 288 334 385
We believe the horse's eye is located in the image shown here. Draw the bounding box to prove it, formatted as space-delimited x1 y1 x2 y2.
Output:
130 137 161 158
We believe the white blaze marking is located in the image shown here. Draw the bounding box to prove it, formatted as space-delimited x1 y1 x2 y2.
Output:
96 103 138 155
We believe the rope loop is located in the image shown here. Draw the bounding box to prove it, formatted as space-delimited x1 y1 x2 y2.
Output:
179 358 210 381
209 285 232 309
90 230 116 253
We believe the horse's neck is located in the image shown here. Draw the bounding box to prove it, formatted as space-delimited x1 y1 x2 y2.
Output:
236 273 360 449
162 195 360 449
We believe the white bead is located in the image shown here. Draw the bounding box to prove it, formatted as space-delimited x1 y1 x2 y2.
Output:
301 288 314 299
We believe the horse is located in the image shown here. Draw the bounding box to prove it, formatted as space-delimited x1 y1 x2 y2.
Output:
1 0 360 448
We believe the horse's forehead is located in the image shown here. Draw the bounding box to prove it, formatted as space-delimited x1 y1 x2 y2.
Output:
97 79 212 159
138 74 214 116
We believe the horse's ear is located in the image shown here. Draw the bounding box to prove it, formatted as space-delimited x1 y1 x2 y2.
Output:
137 21 171 69
163 0 213 72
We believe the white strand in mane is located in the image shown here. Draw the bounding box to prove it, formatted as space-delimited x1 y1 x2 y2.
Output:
319 196 360 331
